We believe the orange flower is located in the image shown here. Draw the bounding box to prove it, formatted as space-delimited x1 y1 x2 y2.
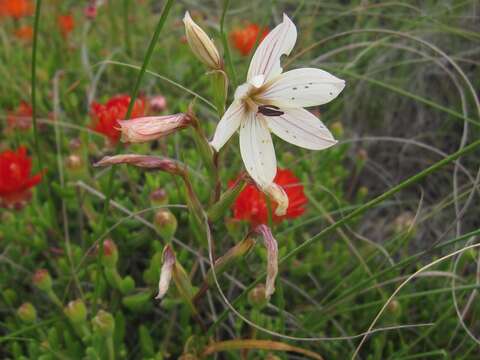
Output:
0 0 33 19
230 23 269 56
90 95 146 145
58 14 74 37
14 25 33 41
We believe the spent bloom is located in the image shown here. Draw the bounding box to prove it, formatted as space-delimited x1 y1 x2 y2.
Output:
90 95 146 145
230 23 269 56
0 146 42 209
183 11 222 70
211 14 345 187
231 168 307 226
0 0 33 19
118 113 191 143
255 224 278 298
156 245 176 300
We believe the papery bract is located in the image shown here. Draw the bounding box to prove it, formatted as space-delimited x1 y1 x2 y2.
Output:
0 146 42 208
231 168 307 226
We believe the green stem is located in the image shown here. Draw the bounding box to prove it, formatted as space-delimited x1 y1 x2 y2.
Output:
92 0 175 313
106 335 115 360
207 138 480 336
220 0 237 88
123 0 132 56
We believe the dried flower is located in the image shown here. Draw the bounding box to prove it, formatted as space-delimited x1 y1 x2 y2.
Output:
0 146 42 209
90 95 146 144
231 168 306 226
183 11 222 70
255 224 278 299
230 23 268 56
94 154 185 176
156 244 176 300
118 113 191 143
211 14 345 187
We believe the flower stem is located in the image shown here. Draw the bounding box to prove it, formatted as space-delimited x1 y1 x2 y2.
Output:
92 0 175 314
207 137 480 336
220 0 237 88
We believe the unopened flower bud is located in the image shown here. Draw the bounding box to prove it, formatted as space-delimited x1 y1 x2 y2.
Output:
149 95 167 112
156 245 176 300
17 302 37 323
150 188 168 205
387 299 401 315
261 183 289 216
331 121 344 138
118 113 191 143
65 154 83 171
64 299 87 324
69 138 82 153
100 239 118 268
33 269 52 291
248 284 268 309
183 11 222 70
92 310 115 336
154 209 177 241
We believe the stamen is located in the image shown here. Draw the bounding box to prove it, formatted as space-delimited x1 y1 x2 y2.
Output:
258 105 284 117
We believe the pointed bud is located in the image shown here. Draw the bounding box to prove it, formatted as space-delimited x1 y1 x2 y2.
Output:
154 209 178 241
208 176 246 222
149 95 167 112
94 154 186 176
33 269 53 291
150 188 168 205
17 302 37 323
64 299 87 324
248 284 268 309
155 245 176 300
100 239 118 268
261 183 289 216
92 310 115 337
183 11 222 70
255 225 278 299
118 113 192 143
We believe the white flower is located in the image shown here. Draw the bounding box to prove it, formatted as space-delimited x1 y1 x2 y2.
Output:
210 14 345 186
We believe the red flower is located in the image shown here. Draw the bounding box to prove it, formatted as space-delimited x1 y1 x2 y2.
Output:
90 95 146 144
231 168 307 225
7 101 32 131
230 23 269 56
58 14 74 37
0 146 42 208
0 0 33 19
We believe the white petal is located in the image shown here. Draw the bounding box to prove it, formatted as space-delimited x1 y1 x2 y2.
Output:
247 14 297 83
265 107 337 150
210 101 244 151
261 68 345 108
240 113 277 186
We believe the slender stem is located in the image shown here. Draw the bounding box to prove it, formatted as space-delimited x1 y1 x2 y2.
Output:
92 0 175 313
123 0 132 56
220 0 237 88
207 138 480 335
